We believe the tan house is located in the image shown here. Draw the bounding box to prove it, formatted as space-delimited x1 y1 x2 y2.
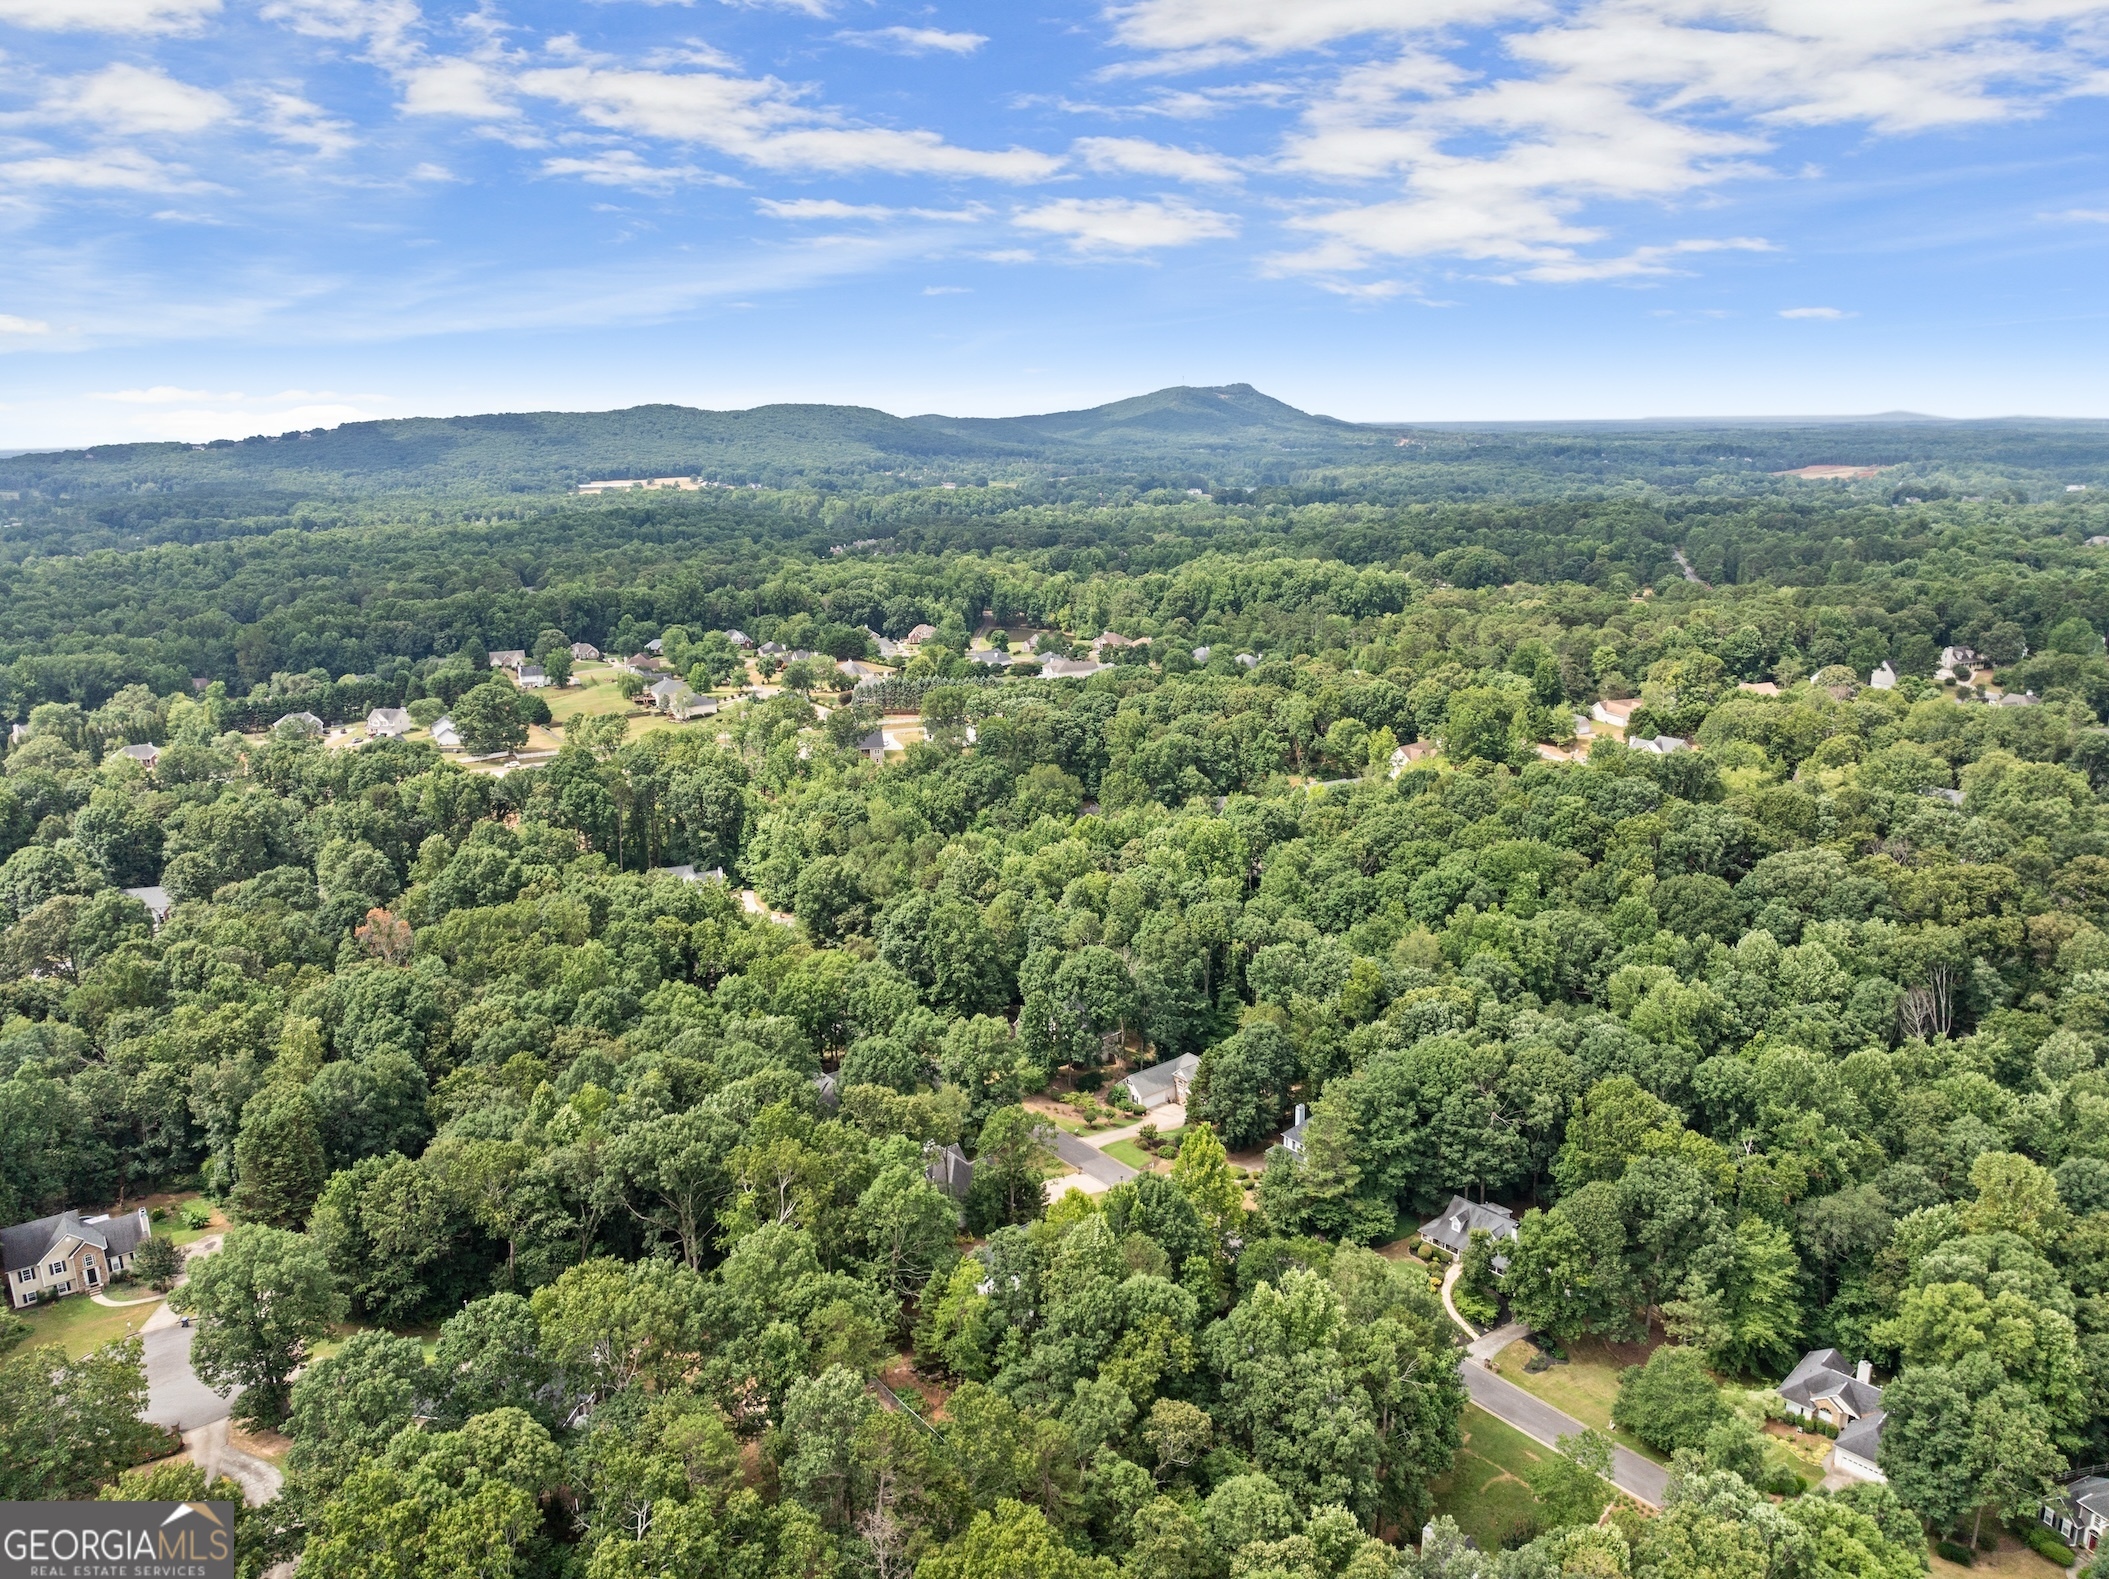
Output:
4 1208 153 1307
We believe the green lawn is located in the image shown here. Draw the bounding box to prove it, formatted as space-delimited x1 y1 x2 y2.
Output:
1102 1139 1158 1171
1492 1336 1670 1464
1431 1404 1552 1551
13 1289 166 1359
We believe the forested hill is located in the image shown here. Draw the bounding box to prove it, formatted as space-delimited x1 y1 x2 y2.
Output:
5 387 2108 519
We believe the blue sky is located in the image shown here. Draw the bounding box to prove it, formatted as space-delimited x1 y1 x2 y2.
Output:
1 0 2107 447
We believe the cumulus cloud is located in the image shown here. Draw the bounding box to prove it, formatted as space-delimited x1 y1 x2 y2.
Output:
518 64 1061 179
0 0 219 32
542 149 712 189
36 64 233 136
756 196 983 220
838 26 987 56
1779 306 1853 319
1073 135 1242 183
399 59 517 119
1112 0 2109 288
2044 207 2109 222
0 314 52 334
1012 196 1237 251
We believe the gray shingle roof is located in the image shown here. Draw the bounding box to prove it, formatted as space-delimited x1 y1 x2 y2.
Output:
1779 1349 1882 1418
1123 1053 1198 1103
1417 1196 1519 1256
1 1208 150 1274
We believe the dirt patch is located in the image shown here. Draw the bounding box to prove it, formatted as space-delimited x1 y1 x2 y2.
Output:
881 1359 951 1420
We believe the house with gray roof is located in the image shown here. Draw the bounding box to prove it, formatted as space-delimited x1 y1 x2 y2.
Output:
123 886 174 924
926 1141 973 1200
4 1207 153 1307
2044 1476 2109 1554
1419 1196 1519 1274
1281 1102 1312 1156
366 707 413 739
274 711 325 737
488 649 527 669
1119 1052 1199 1111
114 742 160 769
570 642 600 660
1778 1347 1885 1482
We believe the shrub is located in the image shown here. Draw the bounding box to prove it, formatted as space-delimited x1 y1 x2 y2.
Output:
178 1203 212 1232
1934 1541 1974 1566
2021 1526 2074 1566
1613 1346 1727 1454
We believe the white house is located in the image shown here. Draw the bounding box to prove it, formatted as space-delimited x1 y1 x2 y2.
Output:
1778 1348 1885 1482
122 886 175 925
366 707 413 739
274 711 325 737
1120 1052 1199 1111
517 665 549 689
488 649 527 669
3 1208 153 1307
430 716 461 750
724 629 755 649
1628 734 1688 756
1869 661 1897 690
2044 1477 2109 1553
1590 698 1640 731
1281 1102 1312 1156
1939 645 1981 673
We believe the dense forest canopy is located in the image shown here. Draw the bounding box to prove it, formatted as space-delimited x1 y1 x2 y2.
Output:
4 399 2109 1579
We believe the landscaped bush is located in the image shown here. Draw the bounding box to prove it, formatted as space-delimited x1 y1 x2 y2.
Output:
1935 1541 1975 1566
2020 1526 2071 1565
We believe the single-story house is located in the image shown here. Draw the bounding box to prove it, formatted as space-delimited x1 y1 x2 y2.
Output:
122 886 174 924
1281 1102 1311 1156
1589 698 1640 730
4 1207 153 1308
2044 1477 2109 1553
759 642 786 656
1628 734 1688 756
926 1141 973 1200
1778 1348 1885 1481
115 743 160 770
1992 690 2041 708
838 659 891 682
1923 786 1964 807
2088 537 2109 550
903 624 937 646
1419 1196 1519 1272
626 653 668 673
366 707 413 739
867 629 903 659
517 665 549 689
1869 662 1897 690
1094 631 1137 651
1236 653 1259 669
430 716 461 750
656 863 725 883
646 638 664 654
724 629 754 649
274 711 325 737
1191 646 1211 664
488 649 527 669
1120 1052 1199 1111
1042 657 1107 679
966 649 1013 668
1738 681 1781 696
570 642 600 660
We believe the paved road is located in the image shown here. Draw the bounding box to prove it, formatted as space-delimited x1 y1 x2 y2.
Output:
1459 1362 1668 1508
1048 1127 1137 1186
142 1322 234 1433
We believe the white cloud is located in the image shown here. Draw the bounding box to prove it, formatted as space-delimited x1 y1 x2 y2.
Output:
1012 196 1237 251
0 314 52 334
1112 0 2109 288
1073 135 1242 183
719 0 832 14
542 149 710 189
0 0 219 32
259 0 418 47
0 148 216 193
1780 306 1853 319
756 197 983 220
37 64 233 136
838 26 988 56
518 64 1062 180
923 284 970 294
1515 236 1774 283
400 59 516 119
2044 207 2109 222
261 92 356 155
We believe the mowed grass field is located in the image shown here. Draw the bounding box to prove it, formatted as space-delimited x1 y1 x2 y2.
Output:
1492 1336 1668 1463
1431 1404 1552 1551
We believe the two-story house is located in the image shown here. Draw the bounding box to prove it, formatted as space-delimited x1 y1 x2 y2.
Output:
2042 1476 2109 1553
3 1208 154 1308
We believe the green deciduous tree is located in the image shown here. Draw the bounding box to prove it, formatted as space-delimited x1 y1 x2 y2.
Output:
172 1223 346 1428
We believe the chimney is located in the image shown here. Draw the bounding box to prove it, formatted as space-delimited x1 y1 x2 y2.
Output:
1855 1359 1872 1385
1293 1103 1308 1126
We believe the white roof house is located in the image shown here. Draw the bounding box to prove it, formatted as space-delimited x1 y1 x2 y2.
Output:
430 716 461 750
1628 734 1688 756
1119 1052 1199 1111
122 886 175 924
366 708 413 739
114 742 161 769
488 649 527 669
1869 661 1897 690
